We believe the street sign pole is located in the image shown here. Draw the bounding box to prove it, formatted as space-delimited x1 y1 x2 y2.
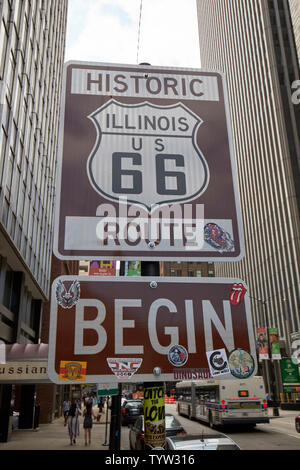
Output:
103 396 109 446
109 383 122 451
141 261 164 449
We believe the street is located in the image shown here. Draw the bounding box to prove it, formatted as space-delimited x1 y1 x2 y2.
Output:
120 404 300 451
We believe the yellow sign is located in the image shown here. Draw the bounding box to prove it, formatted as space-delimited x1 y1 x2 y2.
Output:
144 384 166 448
59 361 87 381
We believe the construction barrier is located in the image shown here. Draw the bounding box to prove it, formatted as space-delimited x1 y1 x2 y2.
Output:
164 396 176 404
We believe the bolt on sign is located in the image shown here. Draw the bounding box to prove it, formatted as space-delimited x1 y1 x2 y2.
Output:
54 61 244 261
48 277 257 384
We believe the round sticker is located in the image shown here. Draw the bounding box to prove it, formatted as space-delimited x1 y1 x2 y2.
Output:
209 350 228 371
168 345 188 367
228 349 255 379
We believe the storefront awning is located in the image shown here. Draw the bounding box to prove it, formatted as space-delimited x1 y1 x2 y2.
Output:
5 343 48 360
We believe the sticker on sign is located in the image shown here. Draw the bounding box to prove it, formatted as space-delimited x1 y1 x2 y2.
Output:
54 61 244 261
48 276 257 383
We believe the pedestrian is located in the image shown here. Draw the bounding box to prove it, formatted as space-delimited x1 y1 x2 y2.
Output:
67 400 81 445
98 397 103 413
83 401 95 446
62 399 71 426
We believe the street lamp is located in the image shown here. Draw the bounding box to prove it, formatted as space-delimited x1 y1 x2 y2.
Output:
281 298 291 357
249 295 280 409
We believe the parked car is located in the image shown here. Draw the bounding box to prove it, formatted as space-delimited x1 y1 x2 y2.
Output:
295 414 300 433
165 433 241 450
121 398 142 409
121 400 144 426
129 413 186 450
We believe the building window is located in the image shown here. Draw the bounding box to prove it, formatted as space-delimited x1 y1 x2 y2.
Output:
2 266 21 315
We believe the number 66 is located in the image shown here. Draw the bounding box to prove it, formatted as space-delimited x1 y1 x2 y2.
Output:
112 152 187 195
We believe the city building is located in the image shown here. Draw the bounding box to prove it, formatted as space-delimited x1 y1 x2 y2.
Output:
196 0 300 398
36 255 78 424
0 0 68 441
289 0 300 65
160 261 214 278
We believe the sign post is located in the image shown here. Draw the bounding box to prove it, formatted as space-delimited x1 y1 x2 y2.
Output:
51 61 251 450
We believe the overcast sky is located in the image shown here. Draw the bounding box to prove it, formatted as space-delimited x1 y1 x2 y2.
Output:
65 0 200 68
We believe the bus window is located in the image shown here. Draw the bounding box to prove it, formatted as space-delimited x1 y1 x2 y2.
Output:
209 390 216 402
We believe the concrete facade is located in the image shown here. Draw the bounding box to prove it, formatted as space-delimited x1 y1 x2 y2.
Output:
196 0 300 357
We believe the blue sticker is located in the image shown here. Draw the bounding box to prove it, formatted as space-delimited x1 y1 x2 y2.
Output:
168 345 188 367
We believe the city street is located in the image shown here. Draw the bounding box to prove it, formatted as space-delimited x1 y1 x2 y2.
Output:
0 402 299 453
121 404 300 451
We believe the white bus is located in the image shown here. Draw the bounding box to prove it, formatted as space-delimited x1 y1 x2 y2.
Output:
176 376 269 428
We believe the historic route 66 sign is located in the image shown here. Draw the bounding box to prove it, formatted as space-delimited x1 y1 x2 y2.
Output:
54 62 244 261
87 100 209 211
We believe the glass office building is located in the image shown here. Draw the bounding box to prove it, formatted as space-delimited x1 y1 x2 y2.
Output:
0 0 68 440
0 0 67 343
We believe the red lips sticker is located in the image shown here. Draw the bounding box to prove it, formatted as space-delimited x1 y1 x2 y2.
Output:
230 283 247 305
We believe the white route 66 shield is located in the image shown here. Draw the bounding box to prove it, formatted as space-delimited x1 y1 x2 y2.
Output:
87 99 209 211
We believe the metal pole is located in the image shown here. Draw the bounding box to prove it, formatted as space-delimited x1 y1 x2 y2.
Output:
102 396 109 446
141 262 165 449
109 384 122 451
282 298 291 357
262 300 280 413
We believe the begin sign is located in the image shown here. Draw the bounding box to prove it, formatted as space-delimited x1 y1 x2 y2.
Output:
48 277 257 384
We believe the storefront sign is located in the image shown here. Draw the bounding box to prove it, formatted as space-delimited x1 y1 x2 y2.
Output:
124 261 141 276
89 260 116 276
97 383 119 396
0 361 48 383
281 358 300 393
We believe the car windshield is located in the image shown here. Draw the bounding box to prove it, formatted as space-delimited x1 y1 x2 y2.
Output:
126 401 143 408
165 415 182 428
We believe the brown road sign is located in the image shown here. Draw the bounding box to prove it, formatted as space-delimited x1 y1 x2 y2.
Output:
54 61 244 261
48 277 257 384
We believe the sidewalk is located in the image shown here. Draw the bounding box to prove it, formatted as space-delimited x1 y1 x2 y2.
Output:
268 407 298 420
0 406 298 451
0 407 111 451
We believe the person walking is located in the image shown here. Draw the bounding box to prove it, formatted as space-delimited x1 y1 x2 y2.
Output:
83 401 95 446
62 399 71 426
67 400 81 445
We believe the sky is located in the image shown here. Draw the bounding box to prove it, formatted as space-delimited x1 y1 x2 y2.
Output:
65 0 200 68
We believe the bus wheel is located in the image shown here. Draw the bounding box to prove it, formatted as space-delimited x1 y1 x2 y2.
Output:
246 423 256 430
177 405 182 416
